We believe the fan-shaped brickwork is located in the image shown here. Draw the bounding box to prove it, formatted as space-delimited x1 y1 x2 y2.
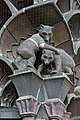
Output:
10 0 34 10
0 56 13 89
65 12 80 39
0 0 12 29
0 56 15 108
0 1 72 57
0 0 79 119
56 0 70 13
1 81 18 107
56 0 80 12
67 97 80 118
63 11 80 55
71 0 80 10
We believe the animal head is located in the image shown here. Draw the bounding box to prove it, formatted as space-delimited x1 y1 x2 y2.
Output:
39 24 54 44
41 49 55 65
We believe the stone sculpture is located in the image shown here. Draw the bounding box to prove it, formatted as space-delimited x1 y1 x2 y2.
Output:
58 48 75 73
12 24 60 71
38 48 75 76
37 49 62 75
12 24 75 75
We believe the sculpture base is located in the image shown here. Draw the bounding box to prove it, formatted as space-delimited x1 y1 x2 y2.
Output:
10 71 73 102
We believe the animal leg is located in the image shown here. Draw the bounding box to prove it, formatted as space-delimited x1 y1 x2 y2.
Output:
55 55 62 72
37 64 43 73
64 66 73 74
27 54 36 69
12 55 22 69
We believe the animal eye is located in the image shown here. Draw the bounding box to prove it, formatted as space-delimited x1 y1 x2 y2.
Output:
49 57 52 59
43 32 47 35
44 55 47 58
45 40 48 42
49 33 51 36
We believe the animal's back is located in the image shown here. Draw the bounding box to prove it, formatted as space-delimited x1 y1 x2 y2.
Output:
59 48 75 68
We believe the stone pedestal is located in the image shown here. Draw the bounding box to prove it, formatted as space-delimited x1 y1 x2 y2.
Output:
42 73 73 102
10 71 72 119
67 96 80 118
10 71 73 102
9 71 42 99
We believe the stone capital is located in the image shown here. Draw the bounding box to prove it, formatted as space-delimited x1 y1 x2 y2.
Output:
16 95 41 118
44 98 66 120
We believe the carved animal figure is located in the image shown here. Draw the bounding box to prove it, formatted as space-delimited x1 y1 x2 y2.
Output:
12 24 59 70
37 49 61 75
38 48 75 75
58 48 75 73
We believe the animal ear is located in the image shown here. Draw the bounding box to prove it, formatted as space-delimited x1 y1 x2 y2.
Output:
42 49 45 53
35 26 40 32
36 29 39 32
36 28 40 32
40 24 44 28
51 26 54 31
53 51 55 55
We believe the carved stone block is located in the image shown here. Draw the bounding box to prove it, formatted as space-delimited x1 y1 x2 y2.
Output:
10 71 73 102
42 73 73 102
67 96 80 117
9 71 42 98
44 98 65 120
16 95 41 117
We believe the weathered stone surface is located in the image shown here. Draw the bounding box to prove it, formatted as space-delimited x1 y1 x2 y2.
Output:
0 107 20 119
22 116 35 120
10 71 43 99
44 98 65 119
16 95 41 117
63 112 71 120
10 71 73 102
67 96 80 117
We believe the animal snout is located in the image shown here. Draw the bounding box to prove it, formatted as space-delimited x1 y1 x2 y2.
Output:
44 60 49 65
46 35 50 41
